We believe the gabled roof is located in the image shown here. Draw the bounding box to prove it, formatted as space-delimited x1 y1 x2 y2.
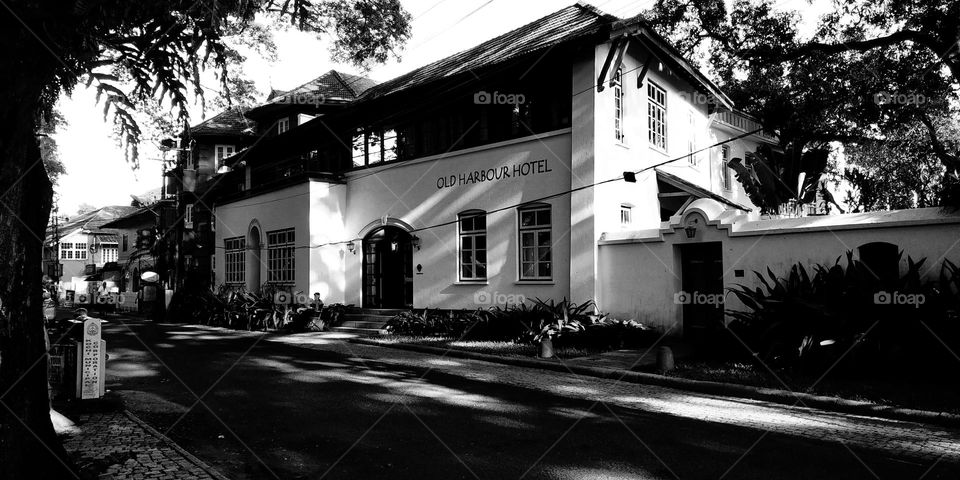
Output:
356 3 615 103
47 205 140 242
267 70 378 104
99 200 171 230
247 70 378 119
189 107 255 136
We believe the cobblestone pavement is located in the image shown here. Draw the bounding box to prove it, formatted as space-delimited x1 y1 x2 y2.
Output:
257 329 960 465
60 410 226 480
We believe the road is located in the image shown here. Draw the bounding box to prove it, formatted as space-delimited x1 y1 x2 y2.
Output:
103 318 959 480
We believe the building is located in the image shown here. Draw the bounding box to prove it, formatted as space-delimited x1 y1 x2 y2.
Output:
189 2 960 339
99 201 169 312
166 70 378 289
207 4 774 310
43 205 138 300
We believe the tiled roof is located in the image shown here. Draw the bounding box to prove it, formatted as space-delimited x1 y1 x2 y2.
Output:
48 205 140 242
189 107 255 136
356 3 614 103
264 70 378 106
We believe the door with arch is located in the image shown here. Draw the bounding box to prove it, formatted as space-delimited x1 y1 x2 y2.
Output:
362 226 413 308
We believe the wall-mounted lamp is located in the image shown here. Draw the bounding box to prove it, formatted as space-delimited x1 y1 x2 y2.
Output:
411 235 421 251
684 219 699 239
346 241 356 254
390 240 399 252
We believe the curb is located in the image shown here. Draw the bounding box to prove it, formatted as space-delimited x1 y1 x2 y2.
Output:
349 338 960 429
123 410 232 480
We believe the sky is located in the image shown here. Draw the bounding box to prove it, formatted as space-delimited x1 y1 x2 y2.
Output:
52 0 829 216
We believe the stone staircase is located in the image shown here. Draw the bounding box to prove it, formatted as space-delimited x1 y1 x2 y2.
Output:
331 308 405 335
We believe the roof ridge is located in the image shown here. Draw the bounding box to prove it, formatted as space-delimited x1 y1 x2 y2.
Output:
330 70 357 98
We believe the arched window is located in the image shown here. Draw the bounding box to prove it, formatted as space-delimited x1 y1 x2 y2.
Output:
458 210 487 281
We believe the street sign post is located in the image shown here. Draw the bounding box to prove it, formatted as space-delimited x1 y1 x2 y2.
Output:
75 318 106 400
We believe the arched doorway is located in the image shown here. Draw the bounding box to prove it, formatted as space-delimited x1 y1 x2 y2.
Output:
246 225 262 291
362 226 413 308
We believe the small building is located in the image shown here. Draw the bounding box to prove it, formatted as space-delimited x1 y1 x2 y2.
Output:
99 201 169 312
43 205 138 300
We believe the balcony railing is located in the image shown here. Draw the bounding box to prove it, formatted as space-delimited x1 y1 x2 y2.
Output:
714 111 776 139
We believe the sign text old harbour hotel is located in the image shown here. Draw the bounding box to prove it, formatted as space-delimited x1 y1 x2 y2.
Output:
436 158 553 190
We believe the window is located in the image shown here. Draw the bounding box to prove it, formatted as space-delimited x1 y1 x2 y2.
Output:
60 242 73 259
184 204 194 229
518 205 552 281
614 68 625 143
101 243 118 264
458 211 487 281
122 234 128 252
647 81 667 150
215 145 235 167
720 145 732 190
267 228 295 284
224 237 245 285
278 117 290 134
620 204 633 226
687 112 697 165
74 242 87 260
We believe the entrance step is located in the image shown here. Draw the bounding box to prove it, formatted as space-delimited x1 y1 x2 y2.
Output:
330 326 388 336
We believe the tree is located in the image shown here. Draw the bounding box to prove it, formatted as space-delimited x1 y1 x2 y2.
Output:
643 0 960 210
0 1 410 478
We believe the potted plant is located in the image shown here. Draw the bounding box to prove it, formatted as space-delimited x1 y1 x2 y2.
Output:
532 299 588 358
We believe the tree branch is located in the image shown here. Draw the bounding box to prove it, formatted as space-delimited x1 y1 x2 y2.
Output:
776 30 941 61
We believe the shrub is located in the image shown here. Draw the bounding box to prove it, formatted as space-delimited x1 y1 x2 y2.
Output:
384 309 485 337
727 252 960 374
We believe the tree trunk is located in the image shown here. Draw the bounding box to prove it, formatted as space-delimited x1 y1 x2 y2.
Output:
0 48 79 480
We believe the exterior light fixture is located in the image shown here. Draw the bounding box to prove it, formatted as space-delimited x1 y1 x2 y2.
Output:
623 171 637 183
346 241 356 254
684 218 699 239
390 241 399 252
411 235 421 250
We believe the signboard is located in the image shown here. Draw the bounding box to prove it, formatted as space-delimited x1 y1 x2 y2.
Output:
75 318 105 400
435 158 553 190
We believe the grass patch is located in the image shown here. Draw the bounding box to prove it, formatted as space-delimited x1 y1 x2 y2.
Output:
366 335 599 359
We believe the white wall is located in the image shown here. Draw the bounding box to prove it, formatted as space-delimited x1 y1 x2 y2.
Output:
598 203 960 335
342 131 574 309
214 183 313 295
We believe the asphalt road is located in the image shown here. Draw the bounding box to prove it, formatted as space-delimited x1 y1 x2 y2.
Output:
103 319 958 480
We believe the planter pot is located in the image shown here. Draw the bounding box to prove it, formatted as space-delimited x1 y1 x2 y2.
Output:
539 337 555 358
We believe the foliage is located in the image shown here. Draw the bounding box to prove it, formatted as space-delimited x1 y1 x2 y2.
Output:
384 309 486 337
842 118 960 211
644 0 960 210
727 252 960 373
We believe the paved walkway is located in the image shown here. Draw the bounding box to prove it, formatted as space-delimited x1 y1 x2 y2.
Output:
254 328 960 465
58 409 227 480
